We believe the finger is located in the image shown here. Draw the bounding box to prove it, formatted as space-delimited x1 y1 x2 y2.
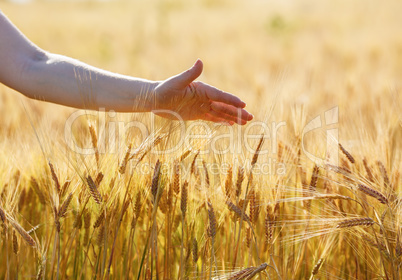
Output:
167 59 204 89
204 113 234 125
207 109 248 125
210 102 253 121
197 82 246 108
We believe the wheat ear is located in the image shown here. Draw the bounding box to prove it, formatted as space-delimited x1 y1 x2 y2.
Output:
86 175 103 205
357 184 388 204
339 143 355 164
336 217 374 228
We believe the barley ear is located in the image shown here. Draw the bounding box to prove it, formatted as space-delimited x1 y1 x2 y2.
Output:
119 143 132 174
48 161 61 193
190 150 200 175
173 159 181 195
336 217 374 228
93 212 105 229
58 192 73 218
179 149 191 162
363 158 374 182
235 166 245 198
12 230 19 254
192 237 199 264
310 258 324 278
0 206 6 227
151 160 162 202
207 201 216 239
251 135 264 167
357 184 388 204
9 219 36 247
86 175 103 205
224 165 233 199
203 160 210 188
181 181 188 218
339 143 355 164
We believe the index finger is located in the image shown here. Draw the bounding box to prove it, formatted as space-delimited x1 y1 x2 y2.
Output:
196 81 246 108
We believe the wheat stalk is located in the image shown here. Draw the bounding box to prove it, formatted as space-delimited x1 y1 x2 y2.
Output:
203 160 210 187
357 184 388 204
227 263 268 280
58 192 73 218
227 267 254 280
207 202 217 239
361 233 387 252
30 177 47 206
363 158 374 182
86 175 103 205
377 161 390 188
95 172 104 187
83 210 91 244
395 232 402 258
309 258 324 279
88 122 99 166
249 190 260 224
251 135 264 167
136 134 164 163
0 205 6 227
59 180 71 199
73 210 83 229
244 263 269 280
313 194 352 201
12 230 19 255
235 166 245 199
9 219 36 247
93 212 105 229
225 165 233 199
190 150 200 175
179 149 191 162
336 217 374 228
192 237 198 264
207 201 218 278
310 165 319 191
134 192 142 220
339 143 355 164
226 200 251 223
119 143 132 174
180 181 188 217
49 162 61 193
172 159 181 195
151 160 161 202
265 207 274 248
97 224 105 247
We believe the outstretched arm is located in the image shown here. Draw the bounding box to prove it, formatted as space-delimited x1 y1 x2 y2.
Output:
0 11 158 112
0 11 253 124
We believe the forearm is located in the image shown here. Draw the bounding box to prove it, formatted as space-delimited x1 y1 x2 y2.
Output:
0 12 253 124
16 51 159 112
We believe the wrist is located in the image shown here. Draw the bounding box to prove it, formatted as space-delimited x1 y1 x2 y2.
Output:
149 80 164 111
116 79 160 113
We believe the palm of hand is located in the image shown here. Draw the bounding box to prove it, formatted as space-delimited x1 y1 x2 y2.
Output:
153 60 253 125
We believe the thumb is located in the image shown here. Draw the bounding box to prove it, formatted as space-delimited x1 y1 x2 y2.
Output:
171 59 203 88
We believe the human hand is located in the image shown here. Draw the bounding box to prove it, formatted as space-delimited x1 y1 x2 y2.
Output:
153 59 253 125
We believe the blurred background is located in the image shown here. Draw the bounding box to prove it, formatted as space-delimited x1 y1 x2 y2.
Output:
0 0 401 167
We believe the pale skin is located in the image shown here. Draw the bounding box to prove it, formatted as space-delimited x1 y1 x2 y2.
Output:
0 11 253 125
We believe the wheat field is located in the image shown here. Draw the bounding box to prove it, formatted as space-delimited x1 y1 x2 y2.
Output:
0 0 401 279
